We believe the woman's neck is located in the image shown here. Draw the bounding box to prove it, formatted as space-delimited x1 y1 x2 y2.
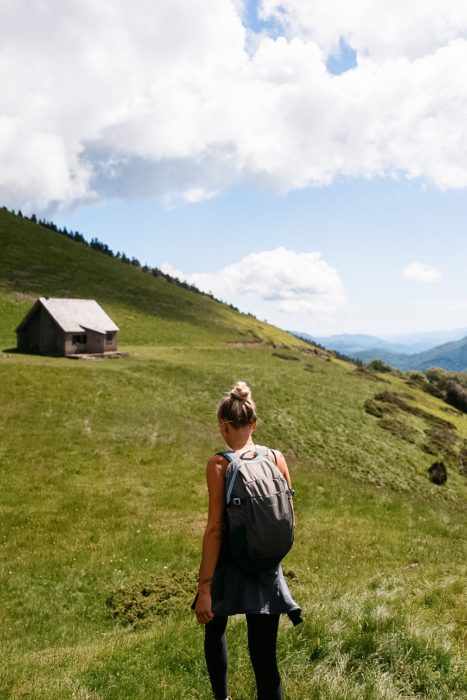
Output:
219 420 258 451
229 438 255 452
225 428 255 451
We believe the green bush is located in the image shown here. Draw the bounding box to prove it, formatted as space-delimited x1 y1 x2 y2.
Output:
367 359 394 374
446 382 467 413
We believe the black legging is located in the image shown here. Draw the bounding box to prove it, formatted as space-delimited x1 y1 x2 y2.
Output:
204 614 283 700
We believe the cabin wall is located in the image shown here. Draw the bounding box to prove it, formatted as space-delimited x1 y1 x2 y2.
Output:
64 330 101 354
17 307 64 355
85 329 105 354
17 306 41 353
64 333 85 355
39 309 64 355
64 329 117 355
105 331 118 351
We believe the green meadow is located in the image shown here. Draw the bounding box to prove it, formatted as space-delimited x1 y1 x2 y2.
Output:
0 210 466 699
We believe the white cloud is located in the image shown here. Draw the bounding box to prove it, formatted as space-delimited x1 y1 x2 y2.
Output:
2 1 467 209
402 262 442 282
162 247 347 318
259 1 467 59
162 187 219 208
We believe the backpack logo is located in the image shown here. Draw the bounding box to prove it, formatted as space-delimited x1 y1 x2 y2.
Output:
221 446 294 574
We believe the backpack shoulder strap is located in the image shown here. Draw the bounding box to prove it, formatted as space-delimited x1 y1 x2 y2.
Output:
251 444 269 458
268 448 278 465
216 452 241 504
255 444 278 464
216 450 236 463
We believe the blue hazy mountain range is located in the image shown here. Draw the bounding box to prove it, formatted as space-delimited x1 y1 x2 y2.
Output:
309 329 467 354
296 328 467 371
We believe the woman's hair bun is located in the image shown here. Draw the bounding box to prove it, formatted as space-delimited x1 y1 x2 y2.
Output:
217 380 257 425
230 381 251 402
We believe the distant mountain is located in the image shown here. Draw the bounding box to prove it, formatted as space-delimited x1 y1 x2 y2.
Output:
295 331 467 372
351 337 467 372
348 348 412 368
306 333 414 355
303 329 467 356
403 336 467 372
308 333 398 353
383 327 467 352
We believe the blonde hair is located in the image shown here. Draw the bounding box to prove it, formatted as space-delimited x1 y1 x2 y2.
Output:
217 381 257 427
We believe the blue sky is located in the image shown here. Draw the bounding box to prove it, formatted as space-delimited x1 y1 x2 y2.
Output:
2 0 467 337
54 178 467 336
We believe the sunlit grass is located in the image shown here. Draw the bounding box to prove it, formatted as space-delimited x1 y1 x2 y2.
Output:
1 346 466 698
0 209 466 698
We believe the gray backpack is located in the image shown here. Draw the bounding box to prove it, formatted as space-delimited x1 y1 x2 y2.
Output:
218 445 295 574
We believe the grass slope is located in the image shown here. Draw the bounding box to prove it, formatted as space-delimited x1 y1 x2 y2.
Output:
0 210 466 699
0 208 303 350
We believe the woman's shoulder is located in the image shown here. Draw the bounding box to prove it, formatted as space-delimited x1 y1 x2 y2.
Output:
262 445 284 461
264 446 288 477
206 452 230 476
205 454 229 493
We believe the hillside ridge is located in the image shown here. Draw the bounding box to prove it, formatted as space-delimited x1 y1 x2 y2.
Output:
0 207 307 350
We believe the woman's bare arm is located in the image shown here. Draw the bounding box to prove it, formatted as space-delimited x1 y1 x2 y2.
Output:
273 450 292 487
195 454 226 623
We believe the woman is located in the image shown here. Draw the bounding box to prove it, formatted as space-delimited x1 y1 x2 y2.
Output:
192 381 302 700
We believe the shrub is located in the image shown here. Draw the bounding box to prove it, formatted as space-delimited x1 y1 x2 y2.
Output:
106 571 195 626
423 425 458 458
445 382 467 413
272 351 300 361
363 398 387 418
458 442 467 477
422 367 467 411
374 391 408 409
367 359 393 373
428 461 447 485
405 371 427 389
379 417 417 443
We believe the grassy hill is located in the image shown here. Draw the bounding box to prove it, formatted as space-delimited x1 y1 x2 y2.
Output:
0 210 466 699
0 208 304 350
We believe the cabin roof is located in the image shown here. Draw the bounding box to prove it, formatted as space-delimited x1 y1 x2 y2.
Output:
17 297 119 334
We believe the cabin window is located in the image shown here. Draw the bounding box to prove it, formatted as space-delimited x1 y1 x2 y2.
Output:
106 332 114 344
72 334 87 345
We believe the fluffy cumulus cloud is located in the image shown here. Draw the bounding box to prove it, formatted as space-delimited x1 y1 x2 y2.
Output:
2 0 467 209
162 247 347 319
259 0 467 59
402 262 442 283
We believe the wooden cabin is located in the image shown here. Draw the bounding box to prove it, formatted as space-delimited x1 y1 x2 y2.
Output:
16 297 119 356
